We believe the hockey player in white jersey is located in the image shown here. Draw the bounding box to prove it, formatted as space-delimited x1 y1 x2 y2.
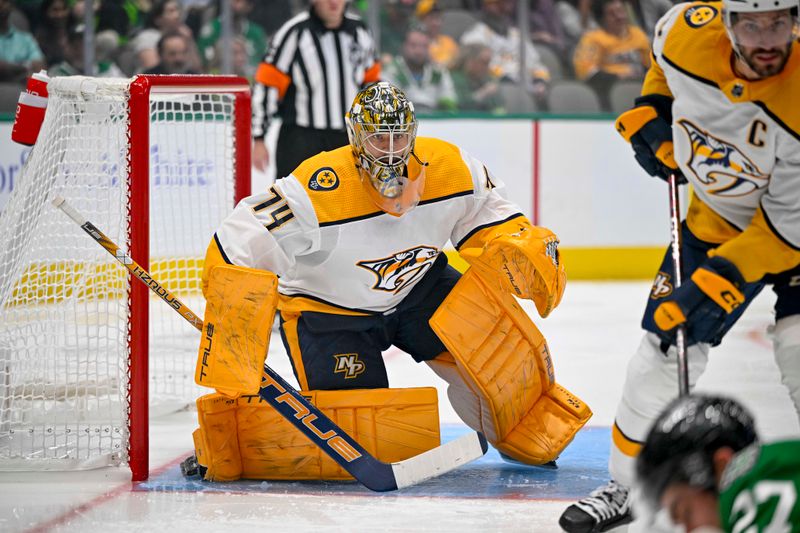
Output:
559 0 800 531
189 81 591 482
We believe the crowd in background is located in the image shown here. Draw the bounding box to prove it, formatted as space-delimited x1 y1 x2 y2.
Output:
0 0 676 114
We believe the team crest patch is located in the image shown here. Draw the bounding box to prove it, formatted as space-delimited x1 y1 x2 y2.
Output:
650 271 674 299
308 167 339 191
357 245 439 293
684 5 717 27
333 353 366 379
678 119 768 197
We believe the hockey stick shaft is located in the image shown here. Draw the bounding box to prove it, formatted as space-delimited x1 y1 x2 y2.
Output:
52 196 487 491
667 174 690 397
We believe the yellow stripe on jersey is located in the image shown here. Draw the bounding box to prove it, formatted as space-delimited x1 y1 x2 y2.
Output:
612 422 642 457
686 193 742 245
710 207 800 282
661 3 800 135
292 138 475 226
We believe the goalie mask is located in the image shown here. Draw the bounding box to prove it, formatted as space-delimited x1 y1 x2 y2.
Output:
635 394 757 515
346 82 424 217
722 0 799 77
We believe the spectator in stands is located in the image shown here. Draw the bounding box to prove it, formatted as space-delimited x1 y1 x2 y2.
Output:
556 0 593 50
628 0 672 38
49 24 126 77
209 35 253 81
383 27 457 113
460 0 549 98
142 31 199 75
529 0 569 56
415 0 459 68
130 0 201 73
376 0 417 60
572 0 649 110
251 0 380 180
0 0 44 83
198 0 266 71
450 43 504 113
34 0 70 67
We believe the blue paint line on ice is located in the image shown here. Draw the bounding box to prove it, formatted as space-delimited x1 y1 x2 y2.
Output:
135 425 611 500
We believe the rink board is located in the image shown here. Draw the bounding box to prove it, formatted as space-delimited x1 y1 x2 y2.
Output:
135 425 610 500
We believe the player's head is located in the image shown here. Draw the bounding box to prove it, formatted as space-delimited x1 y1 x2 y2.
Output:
346 81 423 217
722 0 799 78
636 394 758 531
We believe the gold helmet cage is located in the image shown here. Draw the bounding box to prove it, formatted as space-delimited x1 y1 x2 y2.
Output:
346 82 424 217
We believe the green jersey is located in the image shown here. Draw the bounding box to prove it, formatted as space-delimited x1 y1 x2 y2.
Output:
719 440 800 533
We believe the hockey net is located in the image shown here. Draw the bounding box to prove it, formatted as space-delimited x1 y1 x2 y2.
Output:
0 75 251 480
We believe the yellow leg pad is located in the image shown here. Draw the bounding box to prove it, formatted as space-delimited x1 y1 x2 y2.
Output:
195 265 279 397
194 387 440 481
494 383 592 464
194 393 244 481
429 269 592 463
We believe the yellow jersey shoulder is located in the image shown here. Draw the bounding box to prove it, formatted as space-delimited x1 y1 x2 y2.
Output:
413 137 475 202
292 146 379 225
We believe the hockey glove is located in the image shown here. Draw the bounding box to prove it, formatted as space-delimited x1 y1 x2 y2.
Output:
460 226 566 318
653 256 746 345
615 95 686 184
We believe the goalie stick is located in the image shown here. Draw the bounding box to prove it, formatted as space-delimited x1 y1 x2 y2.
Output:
668 173 689 397
52 196 488 491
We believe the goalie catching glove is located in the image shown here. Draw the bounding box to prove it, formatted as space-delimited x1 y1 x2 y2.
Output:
653 255 746 345
615 94 686 184
460 225 565 318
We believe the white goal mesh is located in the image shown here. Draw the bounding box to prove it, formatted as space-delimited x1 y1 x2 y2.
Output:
0 75 250 477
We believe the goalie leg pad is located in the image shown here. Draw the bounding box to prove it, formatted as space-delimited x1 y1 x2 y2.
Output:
195 265 278 397
429 269 591 464
193 394 243 481
194 387 441 481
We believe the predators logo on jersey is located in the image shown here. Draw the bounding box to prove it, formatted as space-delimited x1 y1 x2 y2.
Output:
678 119 769 197
333 353 366 379
357 245 439 293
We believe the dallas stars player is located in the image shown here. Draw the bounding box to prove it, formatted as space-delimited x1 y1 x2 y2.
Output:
560 0 800 530
636 394 800 533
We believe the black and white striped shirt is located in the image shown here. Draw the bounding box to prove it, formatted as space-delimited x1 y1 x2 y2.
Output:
252 8 380 138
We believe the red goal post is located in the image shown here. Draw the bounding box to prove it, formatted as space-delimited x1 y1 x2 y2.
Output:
0 75 251 481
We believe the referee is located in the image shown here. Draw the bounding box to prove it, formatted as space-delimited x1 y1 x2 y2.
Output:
252 0 380 180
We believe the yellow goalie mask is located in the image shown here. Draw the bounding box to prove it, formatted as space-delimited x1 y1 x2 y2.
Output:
346 81 425 217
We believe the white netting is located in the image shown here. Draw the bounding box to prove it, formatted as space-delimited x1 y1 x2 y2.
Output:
0 76 240 471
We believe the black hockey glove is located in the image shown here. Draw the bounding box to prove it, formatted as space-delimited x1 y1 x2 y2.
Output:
653 256 746 345
615 95 687 184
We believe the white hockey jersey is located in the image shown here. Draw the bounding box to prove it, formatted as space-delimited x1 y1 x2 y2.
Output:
645 2 800 280
205 137 525 314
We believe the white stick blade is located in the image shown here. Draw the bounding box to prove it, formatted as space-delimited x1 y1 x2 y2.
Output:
390 432 486 490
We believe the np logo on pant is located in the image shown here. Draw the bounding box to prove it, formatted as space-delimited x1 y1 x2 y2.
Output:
334 353 366 379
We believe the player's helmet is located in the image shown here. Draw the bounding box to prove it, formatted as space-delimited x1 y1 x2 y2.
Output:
722 0 799 60
346 81 423 217
635 394 758 513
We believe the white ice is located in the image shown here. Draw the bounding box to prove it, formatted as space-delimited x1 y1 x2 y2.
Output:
0 282 797 533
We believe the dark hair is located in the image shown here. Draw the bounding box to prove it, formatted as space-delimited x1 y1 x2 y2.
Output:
156 30 186 55
145 0 178 29
591 0 622 25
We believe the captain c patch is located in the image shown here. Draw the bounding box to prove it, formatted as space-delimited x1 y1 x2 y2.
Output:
684 5 717 28
309 167 339 191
